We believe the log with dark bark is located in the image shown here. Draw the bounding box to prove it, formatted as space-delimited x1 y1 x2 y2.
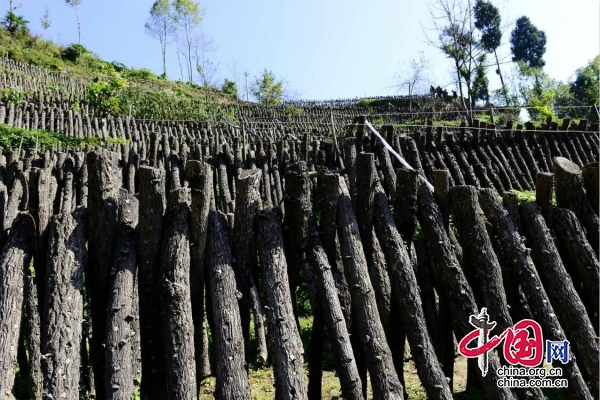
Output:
24 275 43 400
136 166 167 399
256 208 308 400
551 206 599 314
307 217 364 400
343 138 358 208
372 180 453 399
333 175 404 399
373 130 397 201
41 207 86 399
520 202 599 394
0 213 34 399
105 190 139 400
394 169 419 244
185 160 213 387
554 157 599 256
478 189 594 400
535 172 554 222
85 151 120 399
582 162 599 213
160 188 197 400
206 210 252 399
416 184 513 400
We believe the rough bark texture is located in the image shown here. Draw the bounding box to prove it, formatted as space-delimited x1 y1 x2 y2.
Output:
307 217 363 400
582 162 599 213
85 151 120 399
256 208 308 400
372 180 452 399
185 160 213 389
0 213 33 399
24 275 43 400
552 206 599 312
554 157 599 256
416 184 512 400
393 168 419 244
520 202 599 393
105 190 139 400
136 166 167 399
478 189 594 400
40 207 86 400
207 210 252 399
160 188 197 400
333 175 404 400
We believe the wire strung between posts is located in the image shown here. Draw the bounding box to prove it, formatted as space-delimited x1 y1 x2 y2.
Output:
364 119 435 192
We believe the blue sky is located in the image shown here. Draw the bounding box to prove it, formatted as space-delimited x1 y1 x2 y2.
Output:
15 0 600 101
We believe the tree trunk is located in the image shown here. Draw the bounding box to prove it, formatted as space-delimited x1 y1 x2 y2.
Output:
372 181 452 399
136 166 167 399
582 163 599 213
478 188 595 400
333 175 404 399
0 213 34 399
206 210 252 399
256 208 308 400
105 190 139 400
416 184 512 400
160 188 196 399
24 275 43 400
520 202 599 393
85 151 120 399
185 160 213 389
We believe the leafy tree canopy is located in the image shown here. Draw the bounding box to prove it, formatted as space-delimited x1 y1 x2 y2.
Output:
510 16 546 69
474 0 501 52
2 11 28 34
221 78 238 98
252 69 284 105
571 55 599 107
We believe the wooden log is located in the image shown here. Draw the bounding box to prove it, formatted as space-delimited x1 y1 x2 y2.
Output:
372 180 453 399
160 188 197 399
416 183 512 399
394 169 419 244
85 151 120 399
24 274 43 400
105 191 139 400
535 172 554 222
256 208 308 400
136 166 167 399
206 210 252 399
582 162 599 214
184 160 214 389
478 189 594 400
520 202 599 393
0 213 34 399
554 157 599 256
333 175 404 399
551 207 599 313
307 218 364 400
41 208 86 399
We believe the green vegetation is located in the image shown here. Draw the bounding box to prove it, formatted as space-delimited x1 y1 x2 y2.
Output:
0 124 128 150
252 69 285 105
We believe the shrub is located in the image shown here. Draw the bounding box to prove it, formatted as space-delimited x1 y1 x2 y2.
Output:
61 43 90 63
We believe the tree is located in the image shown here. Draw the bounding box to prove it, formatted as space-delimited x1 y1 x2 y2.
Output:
555 56 600 121
65 0 83 45
145 0 177 77
426 0 486 123
173 0 201 83
474 0 509 105
41 6 51 30
394 53 430 111
2 10 28 34
252 69 285 105
510 16 546 69
222 79 238 98
515 61 558 121
192 33 218 87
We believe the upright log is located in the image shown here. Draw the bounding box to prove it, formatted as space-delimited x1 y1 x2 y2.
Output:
206 211 252 399
256 208 308 400
416 184 512 400
372 180 453 399
136 166 167 399
185 160 213 388
105 191 139 400
160 188 197 400
478 189 594 400
86 151 120 399
0 213 34 399
333 175 404 399
24 275 43 400
520 202 599 393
